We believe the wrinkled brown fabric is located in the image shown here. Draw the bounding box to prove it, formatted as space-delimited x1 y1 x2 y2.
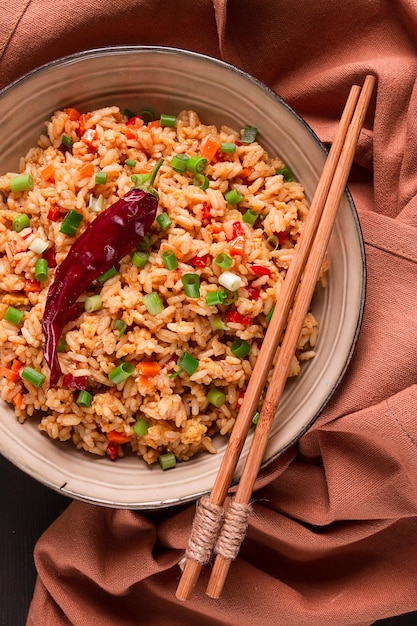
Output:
1 1 416 624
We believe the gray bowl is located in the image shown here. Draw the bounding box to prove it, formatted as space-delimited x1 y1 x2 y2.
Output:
0 47 365 508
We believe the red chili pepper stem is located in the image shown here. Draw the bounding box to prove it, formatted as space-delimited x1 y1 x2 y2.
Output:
136 157 164 199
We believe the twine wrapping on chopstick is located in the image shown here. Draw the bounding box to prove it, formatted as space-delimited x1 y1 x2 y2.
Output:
178 496 224 570
213 501 253 561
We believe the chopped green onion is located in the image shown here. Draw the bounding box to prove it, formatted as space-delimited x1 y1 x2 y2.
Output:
97 266 118 284
139 108 155 124
266 306 275 323
242 209 258 225
61 134 74 149
207 388 226 407
160 114 177 127
193 173 209 190
218 271 244 291
125 158 137 167
266 235 279 250
123 108 136 119
170 153 189 173
137 233 152 250
12 213 30 232
85 295 102 313
156 212 172 230
29 237 48 254
35 258 48 282
95 171 108 185
88 194 105 212
211 316 230 331
113 319 127 338
10 173 34 193
132 250 149 268
159 452 176 470
252 411 260 426
143 292 164 315
20 366 45 388
230 338 251 358
76 390 92 407
220 142 236 153
241 125 258 144
178 351 199 375
60 210 83 236
162 249 178 270
214 252 233 270
181 273 201 298
276 166 294 182
4 306 24 325
205 290 227 307
133 417 149 437
57 337 68 352
225 188 243 205
108 361 135 384
186 155 207 174
131 173 150 187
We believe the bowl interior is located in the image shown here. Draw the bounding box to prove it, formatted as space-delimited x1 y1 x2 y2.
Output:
0 47 365 508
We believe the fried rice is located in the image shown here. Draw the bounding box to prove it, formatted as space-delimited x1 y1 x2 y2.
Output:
0 106 327 466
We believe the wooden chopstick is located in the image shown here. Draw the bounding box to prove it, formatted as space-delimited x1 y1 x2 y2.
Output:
205 74 376 598
176 74 375 602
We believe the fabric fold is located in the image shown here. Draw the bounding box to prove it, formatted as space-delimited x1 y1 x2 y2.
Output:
0 0 411 624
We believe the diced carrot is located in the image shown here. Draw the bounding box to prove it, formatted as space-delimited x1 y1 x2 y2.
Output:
122 127 137 140
137 374 155 390
79 162 95 179
81 129 97 149
41 163 55 182
147 120 161 130
64 108 80 121
201 136 221 164
78 113 91 135
24 279 41 293
209 223 224 234
107 430 131 444
11 359 23 373
0 366 20 382
136 361 161 377
12 392 24 409
240 166 254 179
229 235 246 256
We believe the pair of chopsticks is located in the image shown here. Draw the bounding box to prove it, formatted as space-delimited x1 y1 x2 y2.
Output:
176 74 376 601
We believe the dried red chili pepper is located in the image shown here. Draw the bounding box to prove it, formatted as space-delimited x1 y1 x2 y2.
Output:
42 158 163 386
62 374 88 390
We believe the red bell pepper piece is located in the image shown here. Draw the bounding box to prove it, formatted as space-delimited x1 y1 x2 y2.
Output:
190 254 210 268
251 265 272 277
232 221 245 238
247 285 260 300
225 311 251 326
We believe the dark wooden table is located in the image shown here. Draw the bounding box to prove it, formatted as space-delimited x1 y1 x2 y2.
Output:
1 453 416 626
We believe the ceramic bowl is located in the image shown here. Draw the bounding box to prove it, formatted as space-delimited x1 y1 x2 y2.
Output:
0 47 365 508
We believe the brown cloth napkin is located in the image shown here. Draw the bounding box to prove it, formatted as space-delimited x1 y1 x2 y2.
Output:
1 1 416 624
